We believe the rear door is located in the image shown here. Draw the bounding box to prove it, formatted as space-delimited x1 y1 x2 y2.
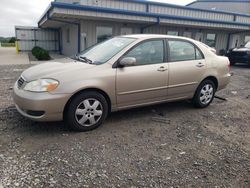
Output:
167 39 206 99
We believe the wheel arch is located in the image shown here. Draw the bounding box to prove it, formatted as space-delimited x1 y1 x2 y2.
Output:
63 88 112 119
202 76 218 90
193 75 219 99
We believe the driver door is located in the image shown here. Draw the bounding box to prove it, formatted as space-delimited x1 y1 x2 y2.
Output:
115 39 169 109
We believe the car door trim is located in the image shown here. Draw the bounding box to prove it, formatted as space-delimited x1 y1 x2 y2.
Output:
168 82 198 89
117 80 197 96
117 96 188 110
118 85 169 96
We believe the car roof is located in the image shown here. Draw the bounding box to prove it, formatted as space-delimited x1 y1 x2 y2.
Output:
120 34 194 41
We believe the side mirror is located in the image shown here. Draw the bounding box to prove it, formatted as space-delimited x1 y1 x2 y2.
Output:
119 57 136 67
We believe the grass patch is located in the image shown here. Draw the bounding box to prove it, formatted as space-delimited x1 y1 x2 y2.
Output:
1 43 16 47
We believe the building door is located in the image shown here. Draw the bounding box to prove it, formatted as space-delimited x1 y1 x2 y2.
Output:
81 32 87 50
231 34 240 48
121 28 133 35
116 39 169 108
195 33 203 42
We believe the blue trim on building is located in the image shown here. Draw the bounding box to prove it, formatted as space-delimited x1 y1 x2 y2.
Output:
48 2 250 27
58 28 61 54
146 3 149 12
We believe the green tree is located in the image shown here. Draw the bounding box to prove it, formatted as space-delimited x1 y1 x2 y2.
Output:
9 37 16 43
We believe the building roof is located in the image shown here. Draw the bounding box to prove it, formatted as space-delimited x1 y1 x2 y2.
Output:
187 0 250 6
38 0 250 31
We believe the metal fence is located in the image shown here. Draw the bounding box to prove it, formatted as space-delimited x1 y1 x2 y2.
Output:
15 26 59 52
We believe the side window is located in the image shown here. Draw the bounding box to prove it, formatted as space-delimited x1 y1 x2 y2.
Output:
124 40 164 65
168 40 196 62
196 48 204 60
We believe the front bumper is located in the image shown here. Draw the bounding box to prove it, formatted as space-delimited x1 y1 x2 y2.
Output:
12 83 71 122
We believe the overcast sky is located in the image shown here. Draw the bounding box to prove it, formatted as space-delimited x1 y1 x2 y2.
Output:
0 0 193 37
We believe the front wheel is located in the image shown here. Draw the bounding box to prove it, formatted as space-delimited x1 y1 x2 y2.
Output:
65 91 108 131
192 80 216 108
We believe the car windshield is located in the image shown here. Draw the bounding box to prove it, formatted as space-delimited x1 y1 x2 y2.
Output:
245 41 250 48
74 37 136 65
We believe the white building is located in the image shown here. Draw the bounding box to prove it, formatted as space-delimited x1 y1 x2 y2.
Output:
16 0 250 56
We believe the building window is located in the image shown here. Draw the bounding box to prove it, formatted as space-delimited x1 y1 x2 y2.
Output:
121 27 133 35
66 28 70 43
195 33 203 42
183 32 192 38
205 33 216 48
96 26 113 43
245 36 250 43
167 31 179 36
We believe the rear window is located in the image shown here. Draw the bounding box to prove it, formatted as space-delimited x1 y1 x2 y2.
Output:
168 40 204 62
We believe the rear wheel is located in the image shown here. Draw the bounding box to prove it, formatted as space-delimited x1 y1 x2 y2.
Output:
65 91 108 131
193 80 216 108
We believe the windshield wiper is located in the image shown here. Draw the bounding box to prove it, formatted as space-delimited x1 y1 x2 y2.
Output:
79 56 93 64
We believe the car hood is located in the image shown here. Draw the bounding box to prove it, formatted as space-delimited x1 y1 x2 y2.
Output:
22 58 95 81
233 47 250 52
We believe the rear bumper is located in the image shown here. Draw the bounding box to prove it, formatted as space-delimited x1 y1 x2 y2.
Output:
218 73 231 91
12 83 71 122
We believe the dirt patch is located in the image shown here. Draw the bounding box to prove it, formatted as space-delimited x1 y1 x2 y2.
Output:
0 64 250 187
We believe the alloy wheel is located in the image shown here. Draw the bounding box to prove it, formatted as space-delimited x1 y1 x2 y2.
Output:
75 98 103 127
199 84 214 105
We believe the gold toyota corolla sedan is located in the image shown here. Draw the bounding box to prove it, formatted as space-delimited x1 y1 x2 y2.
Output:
13 35 231 131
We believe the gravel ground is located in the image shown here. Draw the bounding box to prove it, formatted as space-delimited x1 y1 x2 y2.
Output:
0 64 250 187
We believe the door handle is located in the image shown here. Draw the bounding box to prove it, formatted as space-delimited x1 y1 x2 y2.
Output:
157 66 168 72
196 62 205 68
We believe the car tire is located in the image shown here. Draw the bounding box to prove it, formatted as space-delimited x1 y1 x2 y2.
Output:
192 80 216 108
65 91 108 132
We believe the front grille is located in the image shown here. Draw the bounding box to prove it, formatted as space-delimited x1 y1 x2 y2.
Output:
17 76 25 89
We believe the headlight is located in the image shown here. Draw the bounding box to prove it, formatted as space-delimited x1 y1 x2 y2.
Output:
23 79 59 92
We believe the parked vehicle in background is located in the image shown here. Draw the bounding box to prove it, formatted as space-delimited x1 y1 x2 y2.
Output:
226 41 250 66
13 35 231 131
